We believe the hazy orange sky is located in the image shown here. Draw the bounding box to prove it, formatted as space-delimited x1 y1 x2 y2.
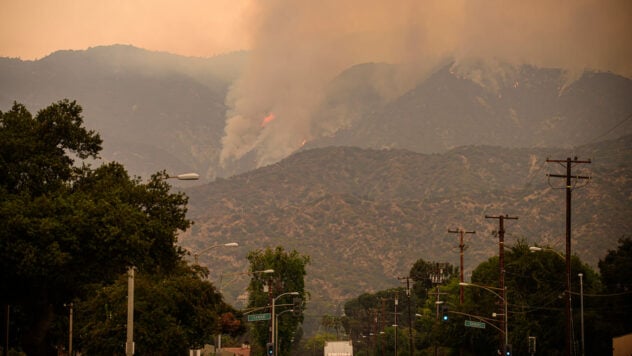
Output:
0 0 252 59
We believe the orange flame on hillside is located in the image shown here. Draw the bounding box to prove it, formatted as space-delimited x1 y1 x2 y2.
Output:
260 113 276 127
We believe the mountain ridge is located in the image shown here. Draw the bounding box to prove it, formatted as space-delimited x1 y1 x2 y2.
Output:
2 45 631 182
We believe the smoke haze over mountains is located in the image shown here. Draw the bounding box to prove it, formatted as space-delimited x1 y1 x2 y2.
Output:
2 1 631 179
221 0 632 167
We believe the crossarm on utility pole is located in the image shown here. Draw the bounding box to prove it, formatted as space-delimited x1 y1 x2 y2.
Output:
448 228 475 304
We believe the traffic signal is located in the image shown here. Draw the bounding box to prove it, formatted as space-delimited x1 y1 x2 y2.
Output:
293 297 302 316
504 344 512 355
441 305 449 321
266 342 274 355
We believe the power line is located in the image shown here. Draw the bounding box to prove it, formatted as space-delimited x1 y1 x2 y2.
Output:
569 290 632 297
580 112 632 146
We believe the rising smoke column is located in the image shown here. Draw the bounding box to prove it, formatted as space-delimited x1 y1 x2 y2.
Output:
220 0 632 168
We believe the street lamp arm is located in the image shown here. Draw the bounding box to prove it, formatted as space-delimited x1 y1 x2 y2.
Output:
275 308 296 356
196 242 239 256
218 269 274 292
277 309 294 316
192 242 239 264
274 291 300 302
220 268 273 280
271 291 300 352
166 172 200 180
529 246 565 259
459 282 504 301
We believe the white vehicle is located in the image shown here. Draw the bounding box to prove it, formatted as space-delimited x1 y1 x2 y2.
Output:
324 340 353 356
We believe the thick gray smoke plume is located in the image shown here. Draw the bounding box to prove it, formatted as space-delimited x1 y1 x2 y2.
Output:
220 0 632 167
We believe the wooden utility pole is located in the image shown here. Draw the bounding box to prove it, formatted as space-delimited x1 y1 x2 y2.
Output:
64 303 73 356
546 157 590 356
486 214 518 354
448 228 475 304
4 304 8 356
398 276 414 355
379 298 388 356
428 263 448 356
394 294 398 356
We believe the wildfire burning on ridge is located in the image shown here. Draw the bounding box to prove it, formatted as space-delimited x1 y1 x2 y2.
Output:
260 113 276 127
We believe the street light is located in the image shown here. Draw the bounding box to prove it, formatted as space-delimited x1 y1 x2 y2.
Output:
166 172 200 180
191 242 239 264
275 309 295 356
460 282 508 352
271 291 299 354
529 245 572 356
528 246 564 258
218 269 275 292
578 273 585 356
126 172 199 356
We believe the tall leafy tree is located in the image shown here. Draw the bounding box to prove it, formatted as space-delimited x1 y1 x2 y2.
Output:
246 246 309 355
0 100 101 196
0 101 192 354
462 240 606 355
598 237 632 339
75 262 243 354
320 314 345 339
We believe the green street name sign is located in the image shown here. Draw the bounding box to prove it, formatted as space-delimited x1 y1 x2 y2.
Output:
464 320 486 329
247 313 271 322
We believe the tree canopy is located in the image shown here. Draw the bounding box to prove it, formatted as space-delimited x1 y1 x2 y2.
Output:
246 246 309 355
0 100 195 354
76 261 243 354
340 240 626 355
598 237 632 338
448 241 606 355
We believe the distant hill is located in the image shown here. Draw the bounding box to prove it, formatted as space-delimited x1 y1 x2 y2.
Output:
0 45 247 182
2 45 631 182
180 136 632 331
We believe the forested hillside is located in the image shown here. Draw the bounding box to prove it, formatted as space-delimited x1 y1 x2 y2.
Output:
181 135 632 323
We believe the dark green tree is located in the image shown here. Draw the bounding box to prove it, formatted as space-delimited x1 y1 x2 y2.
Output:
246 246 309 355
321 314 346 339
0 100 102 197
342 259 456 355
461 240 606 355
0 101 193 354
75 262 243 354
598 237 632 339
